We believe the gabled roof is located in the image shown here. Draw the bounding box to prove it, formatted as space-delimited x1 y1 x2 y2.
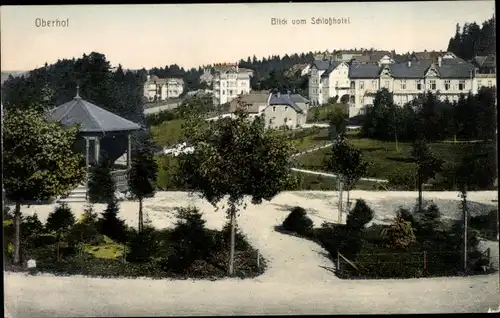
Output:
321 61 344 77
268 93 303 113
437 63 475 78
49 96 141 133
349 63 380 78
229 92 269 113
311 60 331 71
389 60 433 78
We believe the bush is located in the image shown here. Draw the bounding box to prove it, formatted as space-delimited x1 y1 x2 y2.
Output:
346 199 374 230
217 220 251 251
381 213 416 250
166 207 216 273
98 200 128 243
126 227 172 263
46 203 76 234
470 209 498 240
282 206 314 236
21 213 44 237
88 158 116 204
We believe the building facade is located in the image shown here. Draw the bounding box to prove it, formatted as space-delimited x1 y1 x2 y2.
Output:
212 63 253 105
143 75 185 101
308 52 497 118
229 91 309 130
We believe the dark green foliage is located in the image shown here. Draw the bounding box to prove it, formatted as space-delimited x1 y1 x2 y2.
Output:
128 136 158 199
144 110 178 126
68 205 103 247
21 213 44 237
324 136 368 193
46 203 76 233
166 207 216 273
282 206 314 236
470 209 498 241
98 200 128 243
88 158 116 204
447 17 495 60
126 227 171 263
217 221 251 251
361 87 497 143
346 200 374 230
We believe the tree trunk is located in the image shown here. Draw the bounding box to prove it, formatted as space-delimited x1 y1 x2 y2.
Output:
13 201 21 265
138 197 143 233
57 239 60 262
338 179 344 223
418 179 423 213
228 204 236 276
395 133 399 152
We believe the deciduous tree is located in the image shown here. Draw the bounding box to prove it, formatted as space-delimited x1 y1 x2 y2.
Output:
3 108 85 264
178 103 294 275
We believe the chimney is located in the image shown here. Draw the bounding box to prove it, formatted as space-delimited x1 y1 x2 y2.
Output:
408 60 411 67
277 92 281 98
287 90 291 96
438 56 442 67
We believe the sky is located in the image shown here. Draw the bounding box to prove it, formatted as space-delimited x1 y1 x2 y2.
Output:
0 1 496 71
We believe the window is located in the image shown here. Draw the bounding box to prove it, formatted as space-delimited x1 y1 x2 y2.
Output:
222 90 225 95
350 81 355 89
284 106 288 111
273 106 277 112
458 80 465 90
429 80 436 90
229 90 233 95
401 80 406 90
360 81 365 89
384 81 390 88
444 80 450 90
488 80 493 87
241 90 244 94
477 80 482 87
335 81 339 87
372 80 378 89
416 81 422 90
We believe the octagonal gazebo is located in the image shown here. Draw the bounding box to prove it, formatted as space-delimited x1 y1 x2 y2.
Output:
49 87 141 195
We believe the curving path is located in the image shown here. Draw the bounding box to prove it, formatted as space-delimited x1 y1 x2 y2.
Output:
4 191 499 316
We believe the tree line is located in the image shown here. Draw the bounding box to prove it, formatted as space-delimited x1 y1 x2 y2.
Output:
1 52 146 125
361 87 496 143
447 15 496 60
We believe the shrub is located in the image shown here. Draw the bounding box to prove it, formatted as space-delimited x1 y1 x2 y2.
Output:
167 207 215 273
346 199 374 230
282 206 314 236
21 213 44 237
381 213 416 250
126 227 171 263
217 220 251 251
98 200 128 243
470 209 498 240
46 203 76 234
88 158 116 204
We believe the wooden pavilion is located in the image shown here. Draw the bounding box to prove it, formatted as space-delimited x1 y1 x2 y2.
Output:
49 87 141 200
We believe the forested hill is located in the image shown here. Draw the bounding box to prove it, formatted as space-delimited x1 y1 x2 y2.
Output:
147 52 316 95
1 52 147 124
447 15 495 60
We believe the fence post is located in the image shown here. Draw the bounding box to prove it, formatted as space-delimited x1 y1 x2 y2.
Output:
423 251 427 276
487 248 491 266
256 250 260 269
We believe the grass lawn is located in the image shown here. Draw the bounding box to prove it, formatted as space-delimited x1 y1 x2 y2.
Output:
289 128 331 152
150 119 186 148
291 171 384 191
294 134 496 181
83 236 127 260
